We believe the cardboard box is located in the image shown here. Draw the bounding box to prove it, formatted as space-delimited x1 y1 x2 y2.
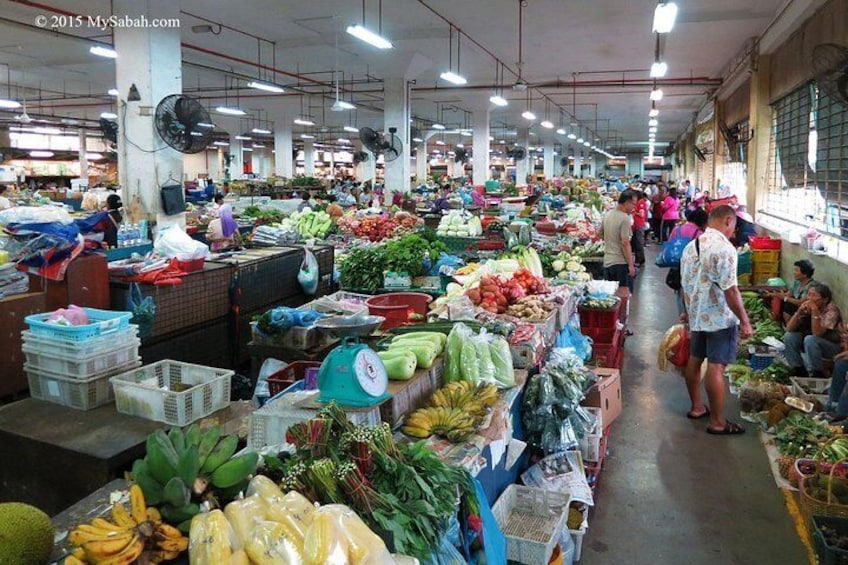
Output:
581 368 622 426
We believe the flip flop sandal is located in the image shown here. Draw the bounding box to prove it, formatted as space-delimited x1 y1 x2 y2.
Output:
686 408 710 419
707 421 745 435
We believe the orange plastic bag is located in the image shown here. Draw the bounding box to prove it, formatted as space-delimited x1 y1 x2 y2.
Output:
669 327 691 368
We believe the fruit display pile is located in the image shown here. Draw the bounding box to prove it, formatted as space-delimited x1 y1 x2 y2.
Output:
464 268 550 314
402 381 500 442
336 211 422 242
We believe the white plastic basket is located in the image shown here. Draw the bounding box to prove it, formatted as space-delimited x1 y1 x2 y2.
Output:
248 389 381 450
110 360 233 426
22 339 140 378
491 484 569 564
791 376 831 406
568 506 589 562
26 359 141 410
21 327 139 358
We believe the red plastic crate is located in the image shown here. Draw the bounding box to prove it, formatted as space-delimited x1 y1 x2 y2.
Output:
749 236 782 250
267 361 321 396
582 326 619 345
579 305 621 329
175 257 205 273
591 332 622 368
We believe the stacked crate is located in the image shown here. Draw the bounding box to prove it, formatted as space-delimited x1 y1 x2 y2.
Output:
750 237 782 285
22 308 141 410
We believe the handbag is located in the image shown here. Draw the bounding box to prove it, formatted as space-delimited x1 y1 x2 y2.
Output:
655 236 692 268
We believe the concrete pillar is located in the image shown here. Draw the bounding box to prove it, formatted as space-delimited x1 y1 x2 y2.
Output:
588 154 596 178
515 126 530 186
471 104 490 186
274 123 293 178
626 153 642 178
543 143 555 179
383 77 411 194
114 0 182 230
303 140 315 176
748 54 771 217
78 130 89 186
416 142 427 183
573 154 582 178
231 139 243 179
217 149 224 180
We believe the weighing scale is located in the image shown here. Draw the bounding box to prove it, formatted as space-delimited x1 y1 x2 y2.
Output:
313 315 390 407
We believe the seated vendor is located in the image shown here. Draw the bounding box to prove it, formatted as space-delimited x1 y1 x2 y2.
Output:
782 282 843 378
768 259 815 323
207 203 241 252
430 185 451 214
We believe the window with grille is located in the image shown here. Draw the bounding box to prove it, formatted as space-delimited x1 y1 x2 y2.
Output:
815 87 848 237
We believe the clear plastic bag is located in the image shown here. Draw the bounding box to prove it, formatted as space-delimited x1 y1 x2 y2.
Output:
460 339 480 383
542 417 579 453
446 323 473 383
475 333 496 384
154 225 208 258
489 335 515 387
298 248 319 295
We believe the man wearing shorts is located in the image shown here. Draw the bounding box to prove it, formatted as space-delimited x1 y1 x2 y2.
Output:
600 190 637 294
680 205 753 434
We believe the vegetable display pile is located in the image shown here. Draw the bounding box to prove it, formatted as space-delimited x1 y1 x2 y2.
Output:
376 332 446 380
338 234 447 291
464 269 550 314
498 246 545 278
506 296 558 322
773 412 834 459
581 296 620 310
241 206 285 225
402 381 500 442
548 251 592 283
281 208 334 240
444 323 515 387
741 292 784 345
336 212 422 242
436 211 483 237
569 241 605 258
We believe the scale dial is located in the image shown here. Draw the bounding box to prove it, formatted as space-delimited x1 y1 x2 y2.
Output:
353 348 388 397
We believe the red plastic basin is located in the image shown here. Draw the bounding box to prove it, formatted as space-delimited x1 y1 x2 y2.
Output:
365 292 433 329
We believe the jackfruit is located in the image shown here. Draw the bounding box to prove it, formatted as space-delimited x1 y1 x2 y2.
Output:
0 502 54 565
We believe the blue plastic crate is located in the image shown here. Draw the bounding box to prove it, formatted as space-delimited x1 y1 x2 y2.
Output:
25 308 133 341
749 353 776 371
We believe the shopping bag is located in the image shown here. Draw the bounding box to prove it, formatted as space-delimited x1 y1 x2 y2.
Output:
655 236 691 268
297 248 319 295
669 326 691 368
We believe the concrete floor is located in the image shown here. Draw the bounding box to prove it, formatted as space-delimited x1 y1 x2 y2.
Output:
580 249 810 565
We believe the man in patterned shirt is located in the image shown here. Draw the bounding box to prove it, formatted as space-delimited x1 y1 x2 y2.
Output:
680 205 753 435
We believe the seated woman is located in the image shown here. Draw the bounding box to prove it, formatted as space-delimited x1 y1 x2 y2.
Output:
825 348 848 421
207 203 241 252
782 282 843 378
768 259 815 323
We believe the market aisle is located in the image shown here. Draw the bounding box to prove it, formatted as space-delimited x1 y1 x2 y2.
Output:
580 250 810 565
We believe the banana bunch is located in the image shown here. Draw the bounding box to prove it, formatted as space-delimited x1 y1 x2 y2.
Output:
430 381 499 414
64 485 189 565
132 425 259 532
403 406 480 442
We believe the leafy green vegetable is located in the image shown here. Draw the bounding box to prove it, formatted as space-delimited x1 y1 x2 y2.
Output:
339 246 387 292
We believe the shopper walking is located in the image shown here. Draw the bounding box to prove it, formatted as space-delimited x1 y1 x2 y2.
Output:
782 282 843 379
631 191 649 267
660 187 681 242
600 190 637 295
650 184 666 242
680 205 753 434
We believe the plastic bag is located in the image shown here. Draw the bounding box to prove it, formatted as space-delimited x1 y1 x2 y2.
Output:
253 358 289 406
298 248 319 295
474 333 496 384
658 323 688 371
542 417 579 453
669 326 690 368
46 304 89 326
445 323 471 383
489 336 515 387
655 236 691 268
460 339 480 383
126 282 155 339
0 205 73 225
154 225 208 259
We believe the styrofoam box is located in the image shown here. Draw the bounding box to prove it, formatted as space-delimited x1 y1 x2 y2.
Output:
22 339 140 379
26 359 141 410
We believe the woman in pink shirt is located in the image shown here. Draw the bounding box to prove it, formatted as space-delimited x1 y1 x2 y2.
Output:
660 187 680 242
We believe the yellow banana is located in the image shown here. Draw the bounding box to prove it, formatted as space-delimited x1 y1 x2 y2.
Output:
90 518 125 533
155 523 184 539
71 547 87 560
110 502 137 529
156 535 189 553
88 535 144 565
402 425 432 438
63 555 87 565
81 531 135 560
129 484 147 524
146 507 162 523
69 526 130 546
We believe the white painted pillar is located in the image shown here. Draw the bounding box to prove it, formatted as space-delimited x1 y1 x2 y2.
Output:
217 149 224 180
515 126 530 186
416 142 427 182
114 0 183 230
383 77 411 194
231 139 243 179
78 130 89 186
543 143 555 179
588 154 596 177
303 140 315 176
471 105 490 186
274 123 293 178
573 154 582 178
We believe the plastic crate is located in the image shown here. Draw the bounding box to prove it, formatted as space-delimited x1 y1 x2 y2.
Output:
248 384 381 449
581 326 620 346
791 376 831 406
748 346 777 371
26 359 141 410
110 360 233 426
25 308 133 341
175 257 205 273
590 329 623 368
435 235 485 254
22 339 140 378
578 302 621 329
814 516 848 565
752 267 780 285
750 236 782 250
267 362 321 397
752 249 780 265
21 326 138 358
491 484 569 564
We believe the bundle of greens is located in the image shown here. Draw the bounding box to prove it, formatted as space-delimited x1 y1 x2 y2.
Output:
338 246 387 291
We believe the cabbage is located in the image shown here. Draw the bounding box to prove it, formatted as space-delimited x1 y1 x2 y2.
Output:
566 261 581 272
552 260 565 272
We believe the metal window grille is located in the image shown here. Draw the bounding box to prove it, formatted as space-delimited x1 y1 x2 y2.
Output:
815 86 848 237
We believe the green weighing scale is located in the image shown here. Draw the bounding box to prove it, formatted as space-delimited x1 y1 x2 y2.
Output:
313 315 390 407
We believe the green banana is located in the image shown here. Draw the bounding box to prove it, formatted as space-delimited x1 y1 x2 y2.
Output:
162 476 191 508
146 429 179 484
184 424 201 449
209 452 259 489
200 435 238 475
133 468 164 506
197 425 221 469
214 478 251 500
176 444 201 488
177 519 192 535
159 503 199 525
168 427 186 457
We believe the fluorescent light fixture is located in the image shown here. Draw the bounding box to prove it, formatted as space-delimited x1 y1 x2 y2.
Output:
198 122 215 128
107 88 119 96
567 133 577 140
247 81 285 93
0 99 21 109
490 95 508 106
650 61 668 78
251 127 272 134
86 152 104 160
190 131 204 137
343 125 359 133
346 24 393 49
337 138 350 143
242 147 253 152
460 130 472 137
331 99 356 111
253 143 266 148
412 136 423 142
649 107 659 117
650 88 664 101
29 150 54 157
649 126 658 133
33 127 61 134
216 106 246 116
293 117 315 126
556 128 566 135
521 110 536 120
440 71 467 85
583 141 591 146
540 120 554 129
456 143 464 148
301 134 315 139
100 112 118 119
653 2 679 34
577 137 584 143
213 141 229 146
498 139 506 143
432 123 446 130
435 140 445 145
649 119 658 127
90 45 117 58
234 135 252 141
